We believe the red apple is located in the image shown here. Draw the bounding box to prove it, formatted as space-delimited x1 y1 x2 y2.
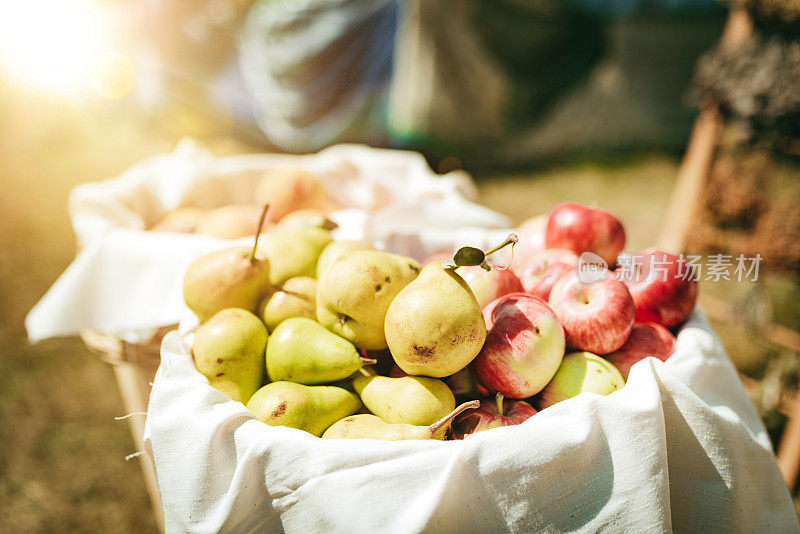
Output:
471 293 565 398
548 271 635 354
620 248 698 328
544 202 626 266
605 322 676 379
458 264 525 309
450 395 537 439
520 249 580 301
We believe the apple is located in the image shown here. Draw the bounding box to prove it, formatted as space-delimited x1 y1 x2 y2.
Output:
544 202 626 266
605 322 676 380
619 248 698 328
510 215 547 274
548 271 635 354
537 351 625 409
458 264 525 309
471 293 566 399
450 395 537 440
520 249 579 300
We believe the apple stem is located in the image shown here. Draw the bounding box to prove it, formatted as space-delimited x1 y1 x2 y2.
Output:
250 203 270 264
428 400 480 436
359 357 378 366
495 393 504 416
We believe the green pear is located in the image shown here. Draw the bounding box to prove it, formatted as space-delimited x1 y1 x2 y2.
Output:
266 318 373 384
192 308 268 403
316 240 374 278
259 276 317 332
317 250 421 350
183 246 272 322
384 262 486 377
277 209 338 231
258 227 332 286
353 375 455 426
247 381 361 436
322 400 479 440
538 351 625 409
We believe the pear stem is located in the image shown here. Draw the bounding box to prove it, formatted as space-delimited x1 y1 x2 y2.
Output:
250 203 270 264
484 233 518 257
495 393 504 417
428 400 480 436
359 357 378 366
357 367 372 377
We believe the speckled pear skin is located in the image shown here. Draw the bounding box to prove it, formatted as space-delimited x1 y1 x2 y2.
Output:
385 263 486 377
266 317 365 385
316 250 421 350
257 227 332 285
322 400 479 440
538 351 625 409
353 375 455 426
259 276 317 332
192 308 268 404
247 382 361 437
321 414 434 440
183 247 272 323
316 240 374 278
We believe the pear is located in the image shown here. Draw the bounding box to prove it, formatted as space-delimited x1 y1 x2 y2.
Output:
151 207 205 233
384 262 486 377
183 246 272 322
247 381 361 437
538 351 625 409
322 400 479 440
192 308 267 403
277 209 338 231
258 227 332 286
183 206 272 322
266 318 374 384
353 375 455 426
316 240 374 278
194 204 268 239
259 276 317 332
317 250 421 350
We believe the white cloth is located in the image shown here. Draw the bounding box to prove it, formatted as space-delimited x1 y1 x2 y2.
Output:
25 140 509 342
145 310 798 532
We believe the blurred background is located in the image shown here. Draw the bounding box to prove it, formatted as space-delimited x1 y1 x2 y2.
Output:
1 0 799 531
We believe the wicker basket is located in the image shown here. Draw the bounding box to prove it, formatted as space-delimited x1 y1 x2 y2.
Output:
80 325 175 531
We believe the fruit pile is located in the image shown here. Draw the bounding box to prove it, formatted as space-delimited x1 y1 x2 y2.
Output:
152 168 339 239
183 202 698 441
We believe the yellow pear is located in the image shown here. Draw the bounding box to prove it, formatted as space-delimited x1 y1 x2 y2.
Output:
384 262 486 377
322 400 479 440
192 308 267 403
151 207 205 233
183 206 272 322
247 381 361 437
194 204 267 239
183 246 271 322
353 375 455 426
258 227 332 286
259 276 317 332
316 240 374 278
316 250 420 350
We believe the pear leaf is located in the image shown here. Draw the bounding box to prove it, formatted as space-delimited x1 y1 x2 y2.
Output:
452 246 486 267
